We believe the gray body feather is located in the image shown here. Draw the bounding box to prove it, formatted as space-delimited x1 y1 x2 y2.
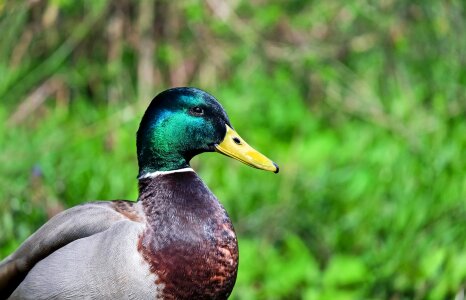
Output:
0 202 160 299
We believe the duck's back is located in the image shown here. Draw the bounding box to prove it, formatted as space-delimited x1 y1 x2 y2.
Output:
11 218 160 299
3 201 161 299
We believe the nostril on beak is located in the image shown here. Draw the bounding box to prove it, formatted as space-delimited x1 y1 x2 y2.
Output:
232 137 242 145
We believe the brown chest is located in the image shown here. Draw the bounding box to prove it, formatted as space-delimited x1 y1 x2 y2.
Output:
138 225 238 300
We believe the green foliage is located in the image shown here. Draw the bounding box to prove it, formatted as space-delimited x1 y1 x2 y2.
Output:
0 0 465 299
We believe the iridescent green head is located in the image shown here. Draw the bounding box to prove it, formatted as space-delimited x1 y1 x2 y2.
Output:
136 87 279 177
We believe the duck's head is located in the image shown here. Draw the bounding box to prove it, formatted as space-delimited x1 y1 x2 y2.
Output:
136 87 279 177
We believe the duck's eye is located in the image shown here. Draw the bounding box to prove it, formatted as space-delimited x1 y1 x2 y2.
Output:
190 106 204 116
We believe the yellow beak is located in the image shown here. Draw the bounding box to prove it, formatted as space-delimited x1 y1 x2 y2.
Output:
214 125 279 173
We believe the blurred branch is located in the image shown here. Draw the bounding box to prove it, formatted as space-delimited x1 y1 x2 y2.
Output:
137 0 154 101
205 0 255 45
0 2 109 103
9 29 33 68
7 77 66 126
107 2 124 105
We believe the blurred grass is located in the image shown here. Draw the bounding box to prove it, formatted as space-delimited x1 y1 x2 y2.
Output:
1 1 465 299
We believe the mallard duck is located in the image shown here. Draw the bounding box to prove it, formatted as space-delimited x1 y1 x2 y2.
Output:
0 87 278 299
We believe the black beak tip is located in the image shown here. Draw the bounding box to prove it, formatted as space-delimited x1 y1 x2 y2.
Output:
273 162 280 174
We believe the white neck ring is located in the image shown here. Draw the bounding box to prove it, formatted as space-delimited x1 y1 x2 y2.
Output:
138 167 195 179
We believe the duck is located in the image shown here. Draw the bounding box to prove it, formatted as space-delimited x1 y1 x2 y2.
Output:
0 87 279 300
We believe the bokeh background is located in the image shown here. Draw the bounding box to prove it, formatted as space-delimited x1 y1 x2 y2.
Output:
1 1 465 299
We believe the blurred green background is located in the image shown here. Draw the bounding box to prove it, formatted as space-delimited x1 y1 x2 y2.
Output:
1 1 465 299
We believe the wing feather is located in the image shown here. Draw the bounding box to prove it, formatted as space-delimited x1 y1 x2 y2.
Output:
0 201 135 298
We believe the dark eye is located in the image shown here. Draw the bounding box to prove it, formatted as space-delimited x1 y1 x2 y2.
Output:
190 106 204 116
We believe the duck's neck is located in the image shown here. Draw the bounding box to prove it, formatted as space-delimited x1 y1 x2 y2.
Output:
137 169 215 219
137 170 217 251
137 169 233 249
